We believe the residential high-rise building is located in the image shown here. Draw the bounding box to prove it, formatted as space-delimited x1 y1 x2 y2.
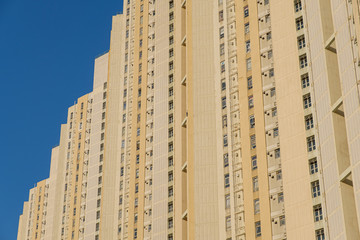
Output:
17 0 360 239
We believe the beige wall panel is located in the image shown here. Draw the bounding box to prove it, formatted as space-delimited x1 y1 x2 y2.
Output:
152 0 169 238
17 202 29 240
191 0 220 239
43 146 59 240
270 0 315 238
100 14 123 239
84 53 109 239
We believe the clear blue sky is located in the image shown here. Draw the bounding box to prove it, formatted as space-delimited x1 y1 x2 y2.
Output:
0 0 123 239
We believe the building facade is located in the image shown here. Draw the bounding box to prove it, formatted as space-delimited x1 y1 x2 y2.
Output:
17 0 360 239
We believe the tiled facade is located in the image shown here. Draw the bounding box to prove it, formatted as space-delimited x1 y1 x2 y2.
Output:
17 0 360 239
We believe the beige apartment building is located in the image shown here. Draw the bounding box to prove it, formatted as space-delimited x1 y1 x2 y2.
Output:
17 0 360 239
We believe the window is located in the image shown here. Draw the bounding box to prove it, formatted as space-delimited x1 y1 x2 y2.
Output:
98 187 101 196
299 54 308 68
169 23 174 33
302 74 310 88
309 158 318 174
169 61 174 71
169 12 174 20
169 74 174 83
169 0 174 8
169 101 173 110
137 127 140 136
247 76 253 89
221 80 226 91
245 23 250 34
222 97 227 109
169 48 174 58
137 114 141 123
169 36 174 45
316 229 325 240
266 31 272 40
295 0 302 12
224 174 230 188
168 187 173 197
224 153 229 167
272 107 277 117
169 128 173 138
246 40 251 53
246 58 252 71
276 170 282 180
273 127 279 137
307 136 316 152
254 198 260 214
248 95 254 108
311 180 321 198
226 216 231 231
168 202 173 213
135 198 138 207
168 142 173 152
222 115 227 128
255 221 261 237
303 94 312 109
244 6 249 17
134 228 138 239
168 171 173 182
220 43 225 56
298 35 306 49
168 157 174 167
251 155 257 170
219 10 224 22
278 192 284 203
313 205 323 222
296 17 304 30
168 218 173 229
268 50 273 59
220 27 225 39
279 215 286 226
269 68 274 78
169 114 174 124
250 134 256 149
253 176 259 192
225 194 231 209
223 134 228 147
135 183 139 193
139 39 143 47
250 115 255 128
275 148 281 158
265 14 271 23
305 114 314 130
270 88 276 97
221 61 225 73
